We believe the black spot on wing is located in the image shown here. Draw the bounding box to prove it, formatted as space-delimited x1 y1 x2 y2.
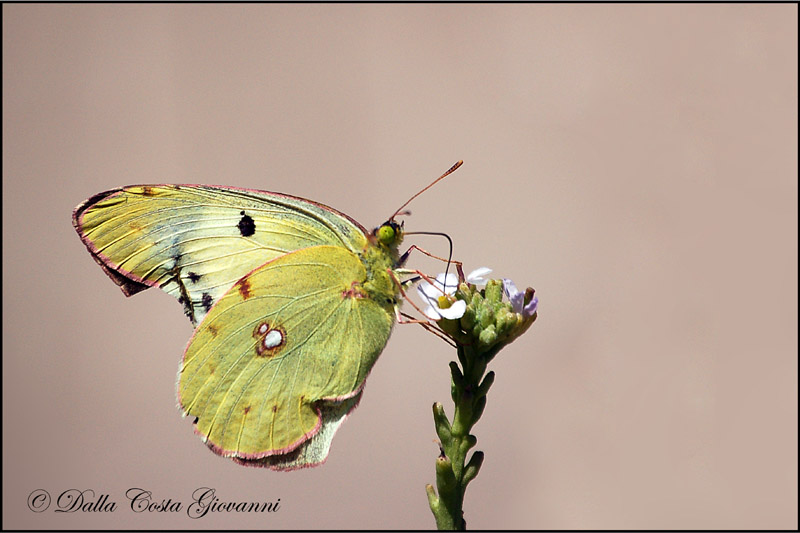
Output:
201 293 213 312
237 211 256 237
187 272 201 283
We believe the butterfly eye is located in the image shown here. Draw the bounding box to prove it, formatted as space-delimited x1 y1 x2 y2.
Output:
376 223 397 246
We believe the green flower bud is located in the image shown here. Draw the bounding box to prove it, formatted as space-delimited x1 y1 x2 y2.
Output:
495 308 514 337
471 291 484 307
435 455 457 493
476 371 495 397
478 305 494 328
432 402 452 444
478 324 497 349
460 305 476 330
471 323 482 339
438 316 460 336
484 279 503 304
457 283 472 304
462 451 484 487
464 434 478 450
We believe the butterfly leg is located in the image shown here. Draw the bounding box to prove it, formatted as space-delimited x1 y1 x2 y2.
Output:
389 268 437 318
388 268 457 347
398 311 456 347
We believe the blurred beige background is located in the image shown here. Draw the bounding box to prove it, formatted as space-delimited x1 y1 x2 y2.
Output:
3 4 797 530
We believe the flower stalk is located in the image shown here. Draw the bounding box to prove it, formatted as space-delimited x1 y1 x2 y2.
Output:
424 277 538 530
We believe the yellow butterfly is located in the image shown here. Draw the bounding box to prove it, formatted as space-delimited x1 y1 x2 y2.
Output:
73 162 461 470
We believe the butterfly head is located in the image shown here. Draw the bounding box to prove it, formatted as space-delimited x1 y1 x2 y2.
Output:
373 220 404 249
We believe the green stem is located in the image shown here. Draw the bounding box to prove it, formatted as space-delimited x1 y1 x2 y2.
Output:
427 344 494 530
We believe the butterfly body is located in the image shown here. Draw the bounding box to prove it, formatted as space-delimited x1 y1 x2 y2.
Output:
73 184 403 470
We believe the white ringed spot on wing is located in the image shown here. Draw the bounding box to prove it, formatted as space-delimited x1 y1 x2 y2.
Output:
252 321 286 357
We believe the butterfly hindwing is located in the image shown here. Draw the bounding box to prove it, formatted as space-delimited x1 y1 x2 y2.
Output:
73 185 369 324
178 244 395 468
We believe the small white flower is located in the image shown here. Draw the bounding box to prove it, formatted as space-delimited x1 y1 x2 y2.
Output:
466 267 492 285
417 272 465 320
423 298 467 320
419 272 459 299
416 266 493 320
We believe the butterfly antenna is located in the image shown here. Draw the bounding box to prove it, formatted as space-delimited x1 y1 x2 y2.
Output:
390 160 463 221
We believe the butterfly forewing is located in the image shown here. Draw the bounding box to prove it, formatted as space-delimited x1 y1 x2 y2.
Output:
73 185 369 324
